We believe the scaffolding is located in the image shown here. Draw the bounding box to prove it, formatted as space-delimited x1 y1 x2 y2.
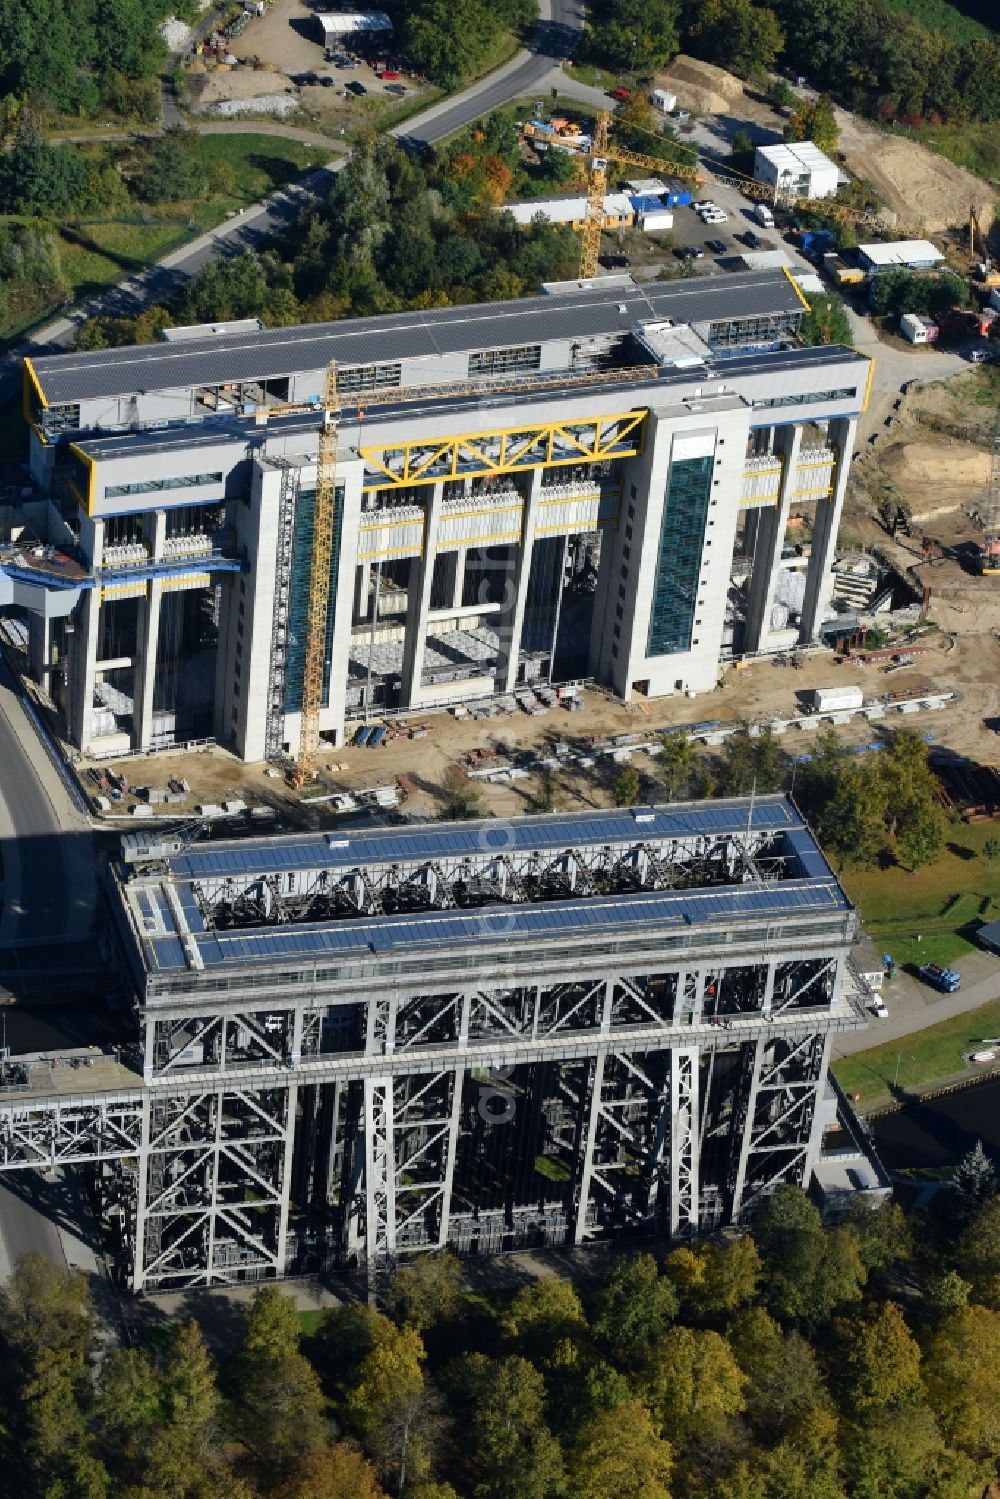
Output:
299 363 339 763
264 461 297 761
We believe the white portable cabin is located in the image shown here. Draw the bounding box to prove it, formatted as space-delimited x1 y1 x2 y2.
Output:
650 88 677 112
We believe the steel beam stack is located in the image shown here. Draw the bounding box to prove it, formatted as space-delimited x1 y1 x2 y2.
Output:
0 798 874 1294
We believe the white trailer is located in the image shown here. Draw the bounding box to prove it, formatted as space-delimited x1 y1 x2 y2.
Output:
650 88 676 112
752 202 775 228
811 685 863 713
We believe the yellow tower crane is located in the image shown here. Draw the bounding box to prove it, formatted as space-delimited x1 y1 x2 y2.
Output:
299 359 340 765
579 111 704 280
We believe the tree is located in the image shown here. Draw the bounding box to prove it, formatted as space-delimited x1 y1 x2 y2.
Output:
952 1139 996 1212
925 1270 971 1314
500 1278 588 1364
452 1354 567 1499
275 1441 387 1499
729 1311 830 1440
880 729 945 870
835 1303 923 1413
957 1193 1000 1306
613 764 642 806
591 1254 679 1365
839 1198 911 1271
345 1320 433 1491
751 1185 866 1326
391 1252 465 1332
785 95 839 152
816 758 887 870
659 732 697 801
691 1236 762 1317
922 1305 1000 1457
439 765 484 820
530 769 561 813
586 0 681 72
567 1402 672 1499
800 293 854 347
138 126 204 203
232 1287 327 1484
685 0 784 77
717 725 784 796
0 1254 94 1369
640 1326 746 1443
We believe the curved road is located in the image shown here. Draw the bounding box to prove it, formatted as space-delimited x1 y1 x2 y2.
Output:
14 0 583 360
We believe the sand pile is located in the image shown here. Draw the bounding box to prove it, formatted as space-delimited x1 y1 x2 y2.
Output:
835 109 994 234
657 55 744 115
189 68 296 111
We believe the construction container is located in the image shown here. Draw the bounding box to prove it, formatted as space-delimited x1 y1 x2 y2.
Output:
811 685 863 714
650 88 676 112
900 312 937 344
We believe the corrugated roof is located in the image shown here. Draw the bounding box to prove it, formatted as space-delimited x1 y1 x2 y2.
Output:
31 271 806 405
73 343 868 462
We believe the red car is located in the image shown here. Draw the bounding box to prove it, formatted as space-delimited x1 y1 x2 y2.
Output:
609 86 631 101
378 69 402 80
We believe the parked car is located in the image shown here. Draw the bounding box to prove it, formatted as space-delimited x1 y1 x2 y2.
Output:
868 997 889 1019
742 230 762 248
701 209 728 223
336 57 359 68
684 245 705 259
693 199 715 212
598 253 631 268
706 238 727 254
346 79 367 95
378 69 402 79
384 83 406 96
609 86 632 100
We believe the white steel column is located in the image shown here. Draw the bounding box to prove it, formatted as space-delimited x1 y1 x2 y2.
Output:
670 1047 699 1235
275 1082 298 1276
500 470 541 693
743 424 802 653
730 1037 766 1220
131 1093 152 1293
400 481 443 708
799 416 858 642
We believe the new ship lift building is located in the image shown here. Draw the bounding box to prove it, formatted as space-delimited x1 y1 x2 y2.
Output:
17 270 871 760
0 799 889 1293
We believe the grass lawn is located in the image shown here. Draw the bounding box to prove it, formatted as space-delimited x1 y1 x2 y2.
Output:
565 61 622 89
0 135 327 344
296 1309 328 1336
913 120 1000 185
832 997 1000 1109
840 818 1000 971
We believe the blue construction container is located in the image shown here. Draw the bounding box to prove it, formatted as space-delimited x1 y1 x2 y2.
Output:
369 725 387 748
664 189 692 207
354 724 373 746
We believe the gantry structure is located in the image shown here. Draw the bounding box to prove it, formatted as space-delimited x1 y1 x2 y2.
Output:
0 798 882 1294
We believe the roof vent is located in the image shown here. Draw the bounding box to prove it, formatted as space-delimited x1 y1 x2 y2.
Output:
326 835 350 848
632 809 655 824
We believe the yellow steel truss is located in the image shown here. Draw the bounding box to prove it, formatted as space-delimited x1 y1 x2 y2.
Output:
579 112 610 281
360 409 646 491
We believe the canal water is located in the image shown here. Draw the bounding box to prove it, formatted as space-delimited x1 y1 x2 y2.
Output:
869 1075 1000 1171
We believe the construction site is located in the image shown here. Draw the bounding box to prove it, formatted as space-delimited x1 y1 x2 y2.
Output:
0 798 889 1293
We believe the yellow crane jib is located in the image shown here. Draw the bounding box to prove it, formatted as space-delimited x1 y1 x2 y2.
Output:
578 111 704 280
299 360 340 764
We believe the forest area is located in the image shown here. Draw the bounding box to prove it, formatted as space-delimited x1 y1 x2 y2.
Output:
72 130 581 349
5 1177 1000 1499
583 0 1000 126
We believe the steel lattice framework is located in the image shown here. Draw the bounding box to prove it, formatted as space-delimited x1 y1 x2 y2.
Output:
0 800 875 1296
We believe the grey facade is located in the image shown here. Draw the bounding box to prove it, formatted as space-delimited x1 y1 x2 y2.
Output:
0 800 887 1293
14 271 871 759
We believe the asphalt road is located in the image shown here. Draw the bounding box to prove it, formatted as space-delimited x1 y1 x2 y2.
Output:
11 0 583 365
0 1175 66 1281
0 657 95 942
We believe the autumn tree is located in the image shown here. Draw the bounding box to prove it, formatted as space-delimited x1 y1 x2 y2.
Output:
729 1307 830 1440
345 1318 438 1493
231 1286 328 1484
785 94 839 152
835 1303 922 1414
391 1252 465 1332
922 1306 1000 1458
275 1442 387 1499
640 1326 746 1444
449 1353 567 1499
568 1401 672 1499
